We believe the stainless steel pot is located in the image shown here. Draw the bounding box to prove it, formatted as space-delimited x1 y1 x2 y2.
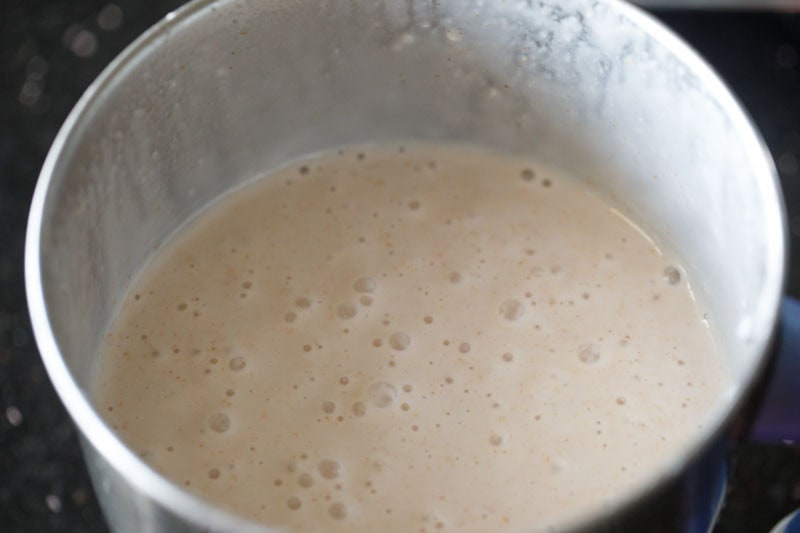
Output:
25 0 788 531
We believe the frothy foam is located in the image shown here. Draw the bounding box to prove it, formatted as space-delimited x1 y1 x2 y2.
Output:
94 144 727 532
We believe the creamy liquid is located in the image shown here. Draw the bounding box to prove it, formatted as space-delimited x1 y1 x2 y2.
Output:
94 145 727 532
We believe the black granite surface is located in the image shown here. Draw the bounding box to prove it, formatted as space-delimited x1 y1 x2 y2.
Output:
1 2 800 532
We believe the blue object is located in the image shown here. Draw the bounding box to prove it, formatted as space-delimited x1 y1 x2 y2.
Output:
750 296 800 443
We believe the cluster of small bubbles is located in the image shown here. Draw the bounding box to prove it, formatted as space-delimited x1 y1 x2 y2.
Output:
298 473 314 488
578 344 600 364
389 332 411 350
322 401 336 414
284 311 297 323
295 296 312 309
368 382 397 408
663 266 681 285
521 168 535 182
500 299 524 321
287 497 302 510
489 434 504 446
208 412 230 433
229 357 246 371
354 277 376 293
318 459 341 479
502 352 514 362
329 502 348 520
459 342 471 353
448 272 462 284
352 402 367 417
337 303 357 319
360 295 373 306
208 468 220 480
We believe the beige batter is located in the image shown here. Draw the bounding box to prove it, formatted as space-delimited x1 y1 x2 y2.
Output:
94 144 727 532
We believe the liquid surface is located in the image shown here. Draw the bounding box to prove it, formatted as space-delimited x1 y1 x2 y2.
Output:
94 145 727 532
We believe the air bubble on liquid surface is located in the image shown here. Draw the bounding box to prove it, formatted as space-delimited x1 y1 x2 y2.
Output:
298 473 314 488
352 402 367 417
229 356 246 371
318 459 341 479
287 497 301 510
663 266 681 285
578 344 600 364
389 332 410 350
329 502 348 520
337 303 357 319
208 412 230 433
367 382 397 408
322 401 336 414
354 277 376 293
499 299 524 321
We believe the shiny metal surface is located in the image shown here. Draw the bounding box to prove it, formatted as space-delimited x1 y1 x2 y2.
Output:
634 0 800 9
25 0 785 531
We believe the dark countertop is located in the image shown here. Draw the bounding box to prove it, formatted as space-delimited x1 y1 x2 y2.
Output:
1 2 799 532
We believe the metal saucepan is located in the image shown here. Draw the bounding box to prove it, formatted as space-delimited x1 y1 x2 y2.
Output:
25 0 795 531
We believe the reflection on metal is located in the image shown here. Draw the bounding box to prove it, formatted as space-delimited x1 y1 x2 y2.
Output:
634 0 800 9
